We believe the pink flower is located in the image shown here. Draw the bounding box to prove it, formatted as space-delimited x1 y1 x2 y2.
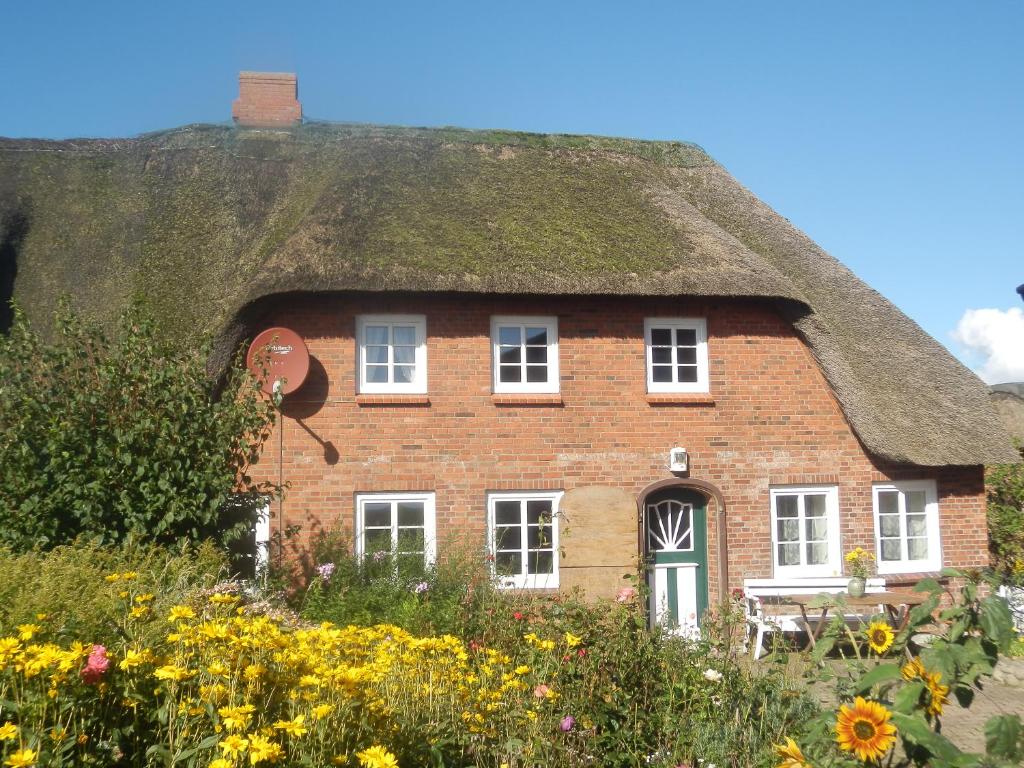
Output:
533 684 550 699
80 644 110 684
560 715 576 732
615 587 637 603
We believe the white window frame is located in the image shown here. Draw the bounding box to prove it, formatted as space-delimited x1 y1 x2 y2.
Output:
872 480 942 574
487 491 562 589
644 317 709 393
354 492 437 567
490 316 560 394
769 485 842 578
356 315 427 394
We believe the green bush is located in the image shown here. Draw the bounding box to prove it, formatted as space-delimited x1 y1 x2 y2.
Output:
988 443 1024 586
0 300 277 551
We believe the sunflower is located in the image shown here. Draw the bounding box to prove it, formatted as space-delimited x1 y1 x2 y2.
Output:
835 697 897 762
925 671 950 717
901 656 925 681
865 621 894 655
773 737 811 768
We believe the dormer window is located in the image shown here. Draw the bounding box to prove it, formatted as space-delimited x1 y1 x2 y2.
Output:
644 318 709 393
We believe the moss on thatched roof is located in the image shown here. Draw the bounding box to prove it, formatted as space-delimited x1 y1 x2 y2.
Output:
0 122 1016 466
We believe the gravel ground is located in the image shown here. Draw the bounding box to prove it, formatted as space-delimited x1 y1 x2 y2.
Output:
940 659 1024 754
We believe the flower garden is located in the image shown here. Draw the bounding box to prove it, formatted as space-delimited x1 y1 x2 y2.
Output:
0 538 1021 768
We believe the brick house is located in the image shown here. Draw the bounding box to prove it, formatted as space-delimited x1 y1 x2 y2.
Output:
0 73 1017 632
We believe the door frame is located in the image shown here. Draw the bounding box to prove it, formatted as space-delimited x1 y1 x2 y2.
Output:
637 478 729 606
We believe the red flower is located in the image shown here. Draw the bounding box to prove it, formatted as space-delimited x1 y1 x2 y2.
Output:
513 612 524 620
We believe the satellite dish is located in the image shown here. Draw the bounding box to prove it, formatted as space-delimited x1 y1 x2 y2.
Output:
246 327 310 396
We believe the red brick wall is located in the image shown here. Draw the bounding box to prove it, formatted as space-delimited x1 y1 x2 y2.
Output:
251 292 987 595
232 72 301 127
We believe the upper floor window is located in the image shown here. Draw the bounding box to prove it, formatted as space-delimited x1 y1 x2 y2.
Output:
356 315 427 394
354 492 436 576
873 480 941 574
491 316 559 394
644 318 709 393
770 486 841 578
488 491 561 589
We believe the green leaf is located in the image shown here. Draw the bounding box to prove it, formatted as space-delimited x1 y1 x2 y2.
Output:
892 711 962 763
979 596 1015 650
893 681 926 714
985 714 1024 761
854 663 903 694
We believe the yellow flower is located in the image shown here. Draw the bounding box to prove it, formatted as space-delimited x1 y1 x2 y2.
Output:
331 757 350 766
865 621 894 655
247 734 284 764
355 745 399 768
168 605 196 622
130 605 151 619
219 734 248 758
207 660 230 677
104 574 121 583
135 594 154 603
0 723 18 741
773 737 811 768
209 593 240 605
901 657 926 681
564 632 582 648
272 714 307 737
119 648 150 670
16 624 40 641
120 571 139 581
311 704 334 720
925 671 950 717
835 697 897 762
209 760 233 768
4 749 36 768
153 664 194 682
514 665 530 675
219 705 255 732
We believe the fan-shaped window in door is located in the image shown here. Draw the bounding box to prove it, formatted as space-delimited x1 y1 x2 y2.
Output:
647 500 693 552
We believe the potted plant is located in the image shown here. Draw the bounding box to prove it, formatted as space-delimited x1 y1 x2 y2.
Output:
844 547 875 597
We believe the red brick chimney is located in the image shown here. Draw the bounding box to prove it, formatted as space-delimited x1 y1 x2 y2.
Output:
231 72 301 127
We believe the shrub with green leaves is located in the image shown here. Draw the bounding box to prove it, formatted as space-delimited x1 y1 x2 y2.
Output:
988 443 1024 586
0 301 276 551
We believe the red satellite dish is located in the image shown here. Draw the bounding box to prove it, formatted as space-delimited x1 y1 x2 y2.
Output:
246 327 310 396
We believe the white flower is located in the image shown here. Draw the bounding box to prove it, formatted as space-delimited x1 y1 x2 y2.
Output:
702 668 723 682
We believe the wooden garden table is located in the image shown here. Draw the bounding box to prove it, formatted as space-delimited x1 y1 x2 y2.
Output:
783 591 931 648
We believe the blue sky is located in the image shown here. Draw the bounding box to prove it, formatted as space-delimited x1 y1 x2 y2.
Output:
3 1 1022 380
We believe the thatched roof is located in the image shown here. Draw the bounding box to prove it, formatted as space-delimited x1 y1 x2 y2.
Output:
0 122 1016 466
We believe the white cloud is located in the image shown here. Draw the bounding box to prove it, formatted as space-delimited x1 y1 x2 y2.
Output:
952 307 1024 384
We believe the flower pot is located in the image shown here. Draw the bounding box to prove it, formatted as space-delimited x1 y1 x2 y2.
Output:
848 576 866 598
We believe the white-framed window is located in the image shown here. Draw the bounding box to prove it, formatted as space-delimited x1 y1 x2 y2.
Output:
356 315 427 394
490 316 559 394
355 493 437 574
644 318 709 393
487 491 562 589
770 486 842 578
873 480 941 574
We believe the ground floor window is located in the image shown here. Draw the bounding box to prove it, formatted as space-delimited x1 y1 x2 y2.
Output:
355 493 436 576
873 480 941 574
488 491 561 589
769 486 841 578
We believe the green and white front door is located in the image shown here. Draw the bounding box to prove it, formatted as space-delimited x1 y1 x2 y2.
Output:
646 489 709 637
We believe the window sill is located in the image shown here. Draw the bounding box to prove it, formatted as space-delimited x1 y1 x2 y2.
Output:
646 393 715 406
877 570 948 585
355 394 430 407
491 394 564 407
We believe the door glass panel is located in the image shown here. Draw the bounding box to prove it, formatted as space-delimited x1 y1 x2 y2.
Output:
648 501 693 551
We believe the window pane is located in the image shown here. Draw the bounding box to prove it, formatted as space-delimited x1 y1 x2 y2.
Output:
499 365 522 383
366 365 388 383
651 347 672 364
775 496 798 518
525 346 547 364
397 502 424 526
495 551 521 576
908 538 929 561
652 365 673 382
807 542 828 565
677 347 697 364
526 499 552 524
526 365 548 383
676 328 697 346
777 518 799 542
365 345 388 364
364 326 388 345
499 347 521 364
498 327 521 346
529 551 554 575
805 494 827 517
806 516 828 542
363 503 392 527
877 491 899 515
364 529 392 553
881 539 901 561
906 490 926 515
397 528 425 552
494 526 521 550
494 501 521 526
396 553 425 579
650 328 672 346
879 514 900 537
392 326 416 345
907 514 927 537
393 345 416 364
677 365 698 382
527 525 553 549
778 542 800 566
394 365 415 383
525 327 547 345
